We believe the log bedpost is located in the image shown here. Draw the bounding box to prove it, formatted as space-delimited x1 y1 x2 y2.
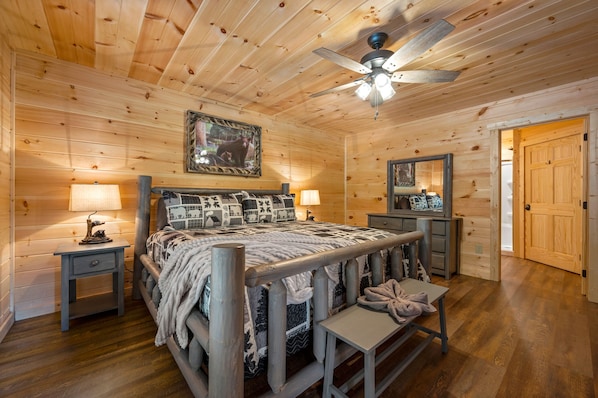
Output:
370 251 383 286
209 243 245 398
313 267 328 363
417 218 433 276
133 175 152 300
268 279 287 393
345 258 359 306
390 246 403 281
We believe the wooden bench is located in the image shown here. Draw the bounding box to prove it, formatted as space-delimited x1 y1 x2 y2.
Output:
319 278 449 398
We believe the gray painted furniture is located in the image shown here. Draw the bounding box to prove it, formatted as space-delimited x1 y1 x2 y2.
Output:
320 278 448 398
132 175 434 398
54 238 129 331
368 214 462 279
387 153 453 219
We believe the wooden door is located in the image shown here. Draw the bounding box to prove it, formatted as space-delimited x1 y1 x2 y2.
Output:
523 133 582 273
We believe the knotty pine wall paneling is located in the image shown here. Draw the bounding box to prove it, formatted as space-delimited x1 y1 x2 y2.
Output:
13 51 344 320
0 37 14 340
346 77 598 287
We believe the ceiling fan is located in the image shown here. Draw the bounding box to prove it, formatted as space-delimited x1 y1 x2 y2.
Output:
310 19 460 110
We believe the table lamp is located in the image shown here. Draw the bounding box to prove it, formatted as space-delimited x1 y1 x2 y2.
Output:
300 189 320 221
69 182 122 244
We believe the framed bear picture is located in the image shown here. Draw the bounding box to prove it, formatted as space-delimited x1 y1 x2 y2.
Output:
185 110 262 177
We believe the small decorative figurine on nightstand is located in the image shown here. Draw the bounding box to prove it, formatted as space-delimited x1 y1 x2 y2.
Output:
81 217 112 244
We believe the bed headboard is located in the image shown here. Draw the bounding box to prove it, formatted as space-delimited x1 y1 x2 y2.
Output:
132 175 290 299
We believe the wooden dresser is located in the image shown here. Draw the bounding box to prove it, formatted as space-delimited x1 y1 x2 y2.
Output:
368 214 462 279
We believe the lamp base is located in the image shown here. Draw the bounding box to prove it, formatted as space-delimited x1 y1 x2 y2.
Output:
79 236 113 245
80 220 112 245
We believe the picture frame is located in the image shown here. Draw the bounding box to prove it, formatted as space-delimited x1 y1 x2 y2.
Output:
394 162 415 187
185 110 262 177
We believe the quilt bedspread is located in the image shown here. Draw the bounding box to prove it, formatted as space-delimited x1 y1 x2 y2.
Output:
146 221 397 376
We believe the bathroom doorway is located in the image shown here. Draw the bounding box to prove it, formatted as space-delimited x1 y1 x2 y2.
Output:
500 118 586 276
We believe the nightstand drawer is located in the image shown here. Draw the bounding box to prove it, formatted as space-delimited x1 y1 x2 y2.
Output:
72 252 116 276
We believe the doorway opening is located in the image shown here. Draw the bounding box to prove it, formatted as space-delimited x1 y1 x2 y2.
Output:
499 117 588 291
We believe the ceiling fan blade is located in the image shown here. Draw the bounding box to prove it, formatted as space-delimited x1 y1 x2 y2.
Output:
391 70 460 83
309 79 365 98
382 19 455 73
313 48 372 75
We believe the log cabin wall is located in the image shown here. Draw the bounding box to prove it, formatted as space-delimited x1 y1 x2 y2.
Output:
0 35 14 338
345 76 598 286
13 50 344 321
7 46 598 321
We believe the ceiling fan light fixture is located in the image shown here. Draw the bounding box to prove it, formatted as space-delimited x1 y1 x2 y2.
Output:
312 19 459 116
378 83 396 101
374 72 391 88
355 81 372 100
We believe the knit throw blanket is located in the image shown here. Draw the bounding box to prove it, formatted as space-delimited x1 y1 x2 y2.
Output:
357 279 437 323
155 231 356 348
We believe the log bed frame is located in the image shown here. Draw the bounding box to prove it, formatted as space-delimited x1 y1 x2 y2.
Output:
132 175 434 397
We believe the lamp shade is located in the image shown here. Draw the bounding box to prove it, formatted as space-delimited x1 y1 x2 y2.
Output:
300 190 320 206
69 183 122 212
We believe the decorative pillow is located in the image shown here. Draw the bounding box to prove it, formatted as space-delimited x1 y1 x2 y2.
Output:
426 194 443 209
161 191 244 229
409 194 429 211
270 194 297 222
242 195 275 223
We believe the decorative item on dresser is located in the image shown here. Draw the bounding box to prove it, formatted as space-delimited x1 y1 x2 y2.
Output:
54 239 129 331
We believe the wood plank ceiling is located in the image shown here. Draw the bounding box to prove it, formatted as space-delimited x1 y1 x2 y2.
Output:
1 0 597 134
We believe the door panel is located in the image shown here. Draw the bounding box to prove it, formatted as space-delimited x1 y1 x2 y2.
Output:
524 133 581 273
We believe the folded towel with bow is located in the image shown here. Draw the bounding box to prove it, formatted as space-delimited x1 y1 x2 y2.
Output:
357 279 437 323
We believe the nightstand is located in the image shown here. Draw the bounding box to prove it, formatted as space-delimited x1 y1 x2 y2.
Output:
54 238 130 331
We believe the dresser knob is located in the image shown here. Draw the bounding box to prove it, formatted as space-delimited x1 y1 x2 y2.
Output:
90 259 100 267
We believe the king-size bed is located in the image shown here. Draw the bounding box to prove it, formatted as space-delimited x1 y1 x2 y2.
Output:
132 175 439 397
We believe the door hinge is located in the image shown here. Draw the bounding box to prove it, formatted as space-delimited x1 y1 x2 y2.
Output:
583 201 587 209
584 132 588 141
582 269 587 278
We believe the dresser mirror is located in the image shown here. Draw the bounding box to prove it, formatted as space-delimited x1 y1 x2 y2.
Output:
387 153 453 218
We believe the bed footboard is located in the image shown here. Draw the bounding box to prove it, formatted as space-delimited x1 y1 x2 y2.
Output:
132 175 433 397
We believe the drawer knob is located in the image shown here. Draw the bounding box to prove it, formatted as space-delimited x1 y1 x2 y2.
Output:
90 259 100 267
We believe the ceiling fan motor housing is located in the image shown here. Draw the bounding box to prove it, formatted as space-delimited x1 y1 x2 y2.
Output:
360 49 394 69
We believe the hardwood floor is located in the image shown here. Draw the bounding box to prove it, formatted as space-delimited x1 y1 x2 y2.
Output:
1 256 597 397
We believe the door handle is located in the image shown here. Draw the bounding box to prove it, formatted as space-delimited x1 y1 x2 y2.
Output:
525 204 531 211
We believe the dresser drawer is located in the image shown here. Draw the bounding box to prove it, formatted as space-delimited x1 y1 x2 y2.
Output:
431 253 446 270
432 236 447 253
72 252 116 276
402 218 417 231
369 216 403 231
432 221 447 236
